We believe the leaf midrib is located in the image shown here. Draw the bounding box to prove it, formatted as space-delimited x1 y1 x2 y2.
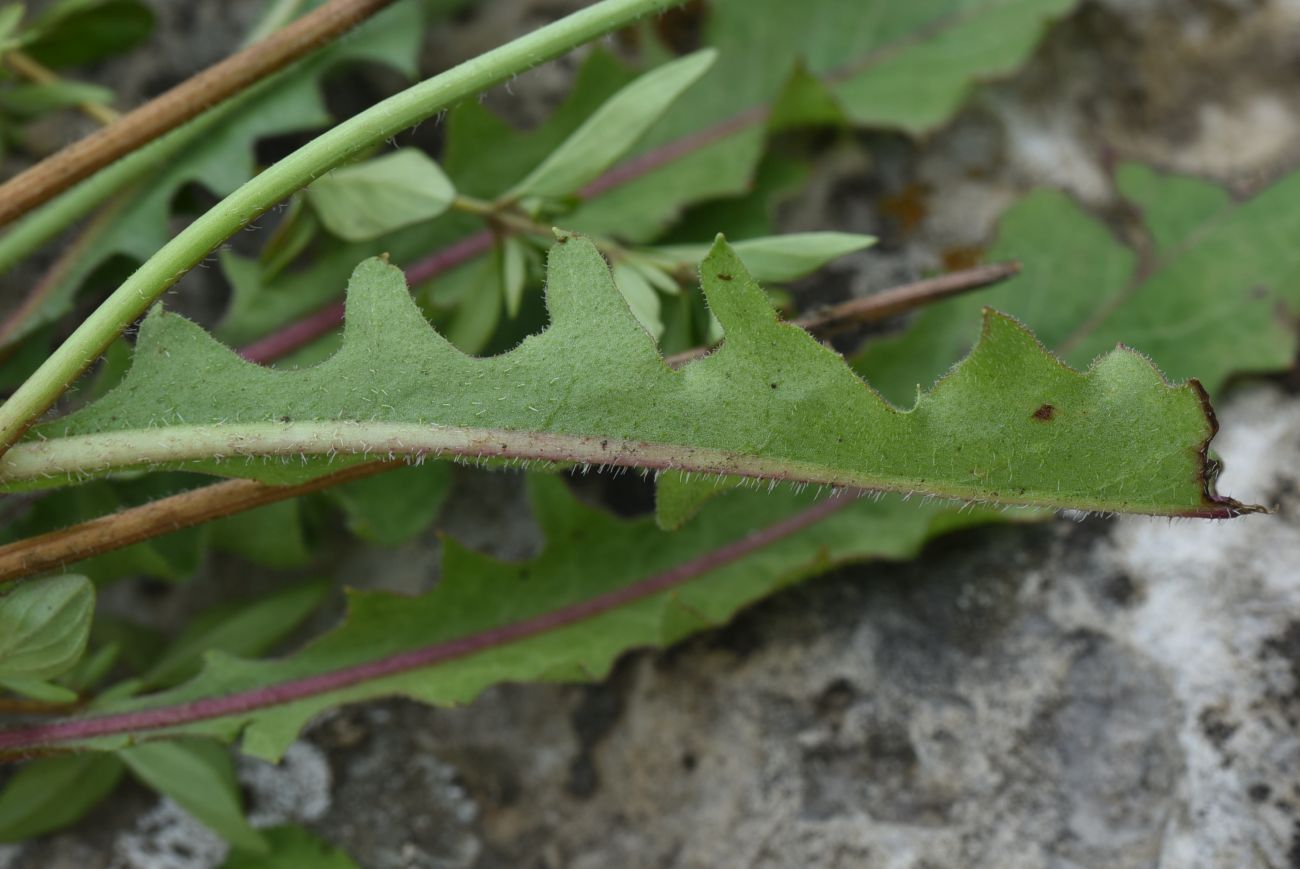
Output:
0 419 1236 517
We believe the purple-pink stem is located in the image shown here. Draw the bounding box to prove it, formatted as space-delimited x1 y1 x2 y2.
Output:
0 491 856 756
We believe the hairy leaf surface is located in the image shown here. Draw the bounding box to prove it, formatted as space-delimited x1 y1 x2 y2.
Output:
3 237 1243 518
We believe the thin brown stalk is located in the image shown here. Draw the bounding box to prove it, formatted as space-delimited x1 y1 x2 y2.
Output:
0 461 397 583
0 0 397 228
796 261 1022 334
4 50 121 126
664 260 1021 366
0 262 1018 582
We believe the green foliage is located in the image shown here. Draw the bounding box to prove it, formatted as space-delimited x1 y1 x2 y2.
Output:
656 232 876 283
855 163 1300 403
17 0 153 68
120 738 267 852
142 582 330 689
506 49 717 200
220 825 359 868
306 149 457 242
0 753 125 842
0 0 1269 853
0 79 113 116
3 237 1237 517
326 462 452 546
0 0 426 350
565 0 1078 240
54 476 997 759
0 574 93 684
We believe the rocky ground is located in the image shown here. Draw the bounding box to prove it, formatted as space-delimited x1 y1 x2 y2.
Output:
5 0 1300 867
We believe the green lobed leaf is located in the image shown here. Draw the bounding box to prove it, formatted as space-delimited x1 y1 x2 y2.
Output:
0 752 125 842
220 825 359 869
306 149 456 242
506 48 718 200
120 738 267 853
31 476 1004 759
855 163 1300 404
4 236 1244 519
218 48 641 355
0 574 94 682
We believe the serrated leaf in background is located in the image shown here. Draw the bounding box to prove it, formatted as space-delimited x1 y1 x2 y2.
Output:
37 475 1000 759
566 0 1078 240
855 163 1300 403
142 582 330 689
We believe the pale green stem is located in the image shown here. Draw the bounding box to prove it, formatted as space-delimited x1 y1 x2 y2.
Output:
0 0 685 453
0 420 1208 518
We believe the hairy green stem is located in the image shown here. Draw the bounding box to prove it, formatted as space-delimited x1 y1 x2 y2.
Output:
0 0 685 453
0 420 1240 518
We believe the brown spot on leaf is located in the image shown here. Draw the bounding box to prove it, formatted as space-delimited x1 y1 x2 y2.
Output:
717 273 733 281
1032 403 1056 422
